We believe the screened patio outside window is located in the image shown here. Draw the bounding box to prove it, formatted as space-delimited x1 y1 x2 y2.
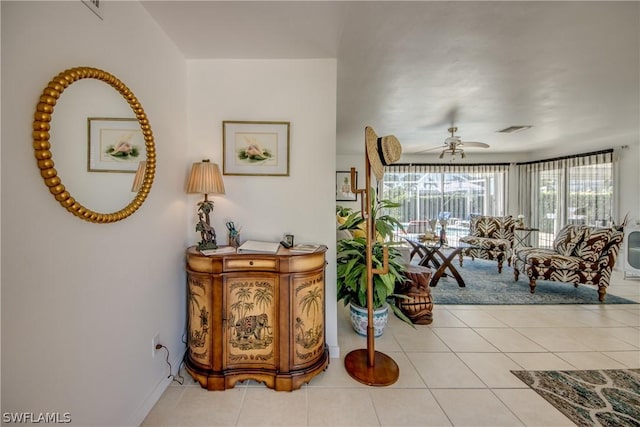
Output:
381 164 509 245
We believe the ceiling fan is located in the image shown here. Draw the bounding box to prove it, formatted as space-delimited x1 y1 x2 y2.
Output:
421 127 489 159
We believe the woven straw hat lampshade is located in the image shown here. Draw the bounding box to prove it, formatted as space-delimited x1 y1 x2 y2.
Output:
186 160 225 196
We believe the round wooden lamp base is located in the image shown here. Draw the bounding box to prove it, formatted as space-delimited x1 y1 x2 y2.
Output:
344 349 399 386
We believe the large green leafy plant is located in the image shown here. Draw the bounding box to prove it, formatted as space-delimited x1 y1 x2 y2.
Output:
337 196 405 241
336 193 412 324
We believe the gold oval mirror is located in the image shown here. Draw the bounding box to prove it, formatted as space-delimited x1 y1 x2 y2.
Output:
33 67 156 223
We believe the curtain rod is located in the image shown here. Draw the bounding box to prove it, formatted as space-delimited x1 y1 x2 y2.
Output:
392 162 511 167
392 148 614 168
515 148 613 166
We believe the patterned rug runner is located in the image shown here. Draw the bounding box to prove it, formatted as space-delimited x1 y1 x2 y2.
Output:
511 369 640 426
426 258 636 305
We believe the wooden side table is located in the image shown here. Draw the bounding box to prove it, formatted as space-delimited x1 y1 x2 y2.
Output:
184 245 329 391
396 265 434 325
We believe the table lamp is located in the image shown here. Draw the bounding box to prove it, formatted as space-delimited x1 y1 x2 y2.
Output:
186 159 226 250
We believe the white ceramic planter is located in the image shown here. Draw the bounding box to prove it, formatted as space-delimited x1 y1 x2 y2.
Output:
349 303 389 337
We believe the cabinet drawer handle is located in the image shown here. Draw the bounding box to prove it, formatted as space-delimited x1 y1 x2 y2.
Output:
249 261 254 266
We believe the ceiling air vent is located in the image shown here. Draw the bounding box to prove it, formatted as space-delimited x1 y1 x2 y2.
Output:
497 125 533 134
82 0 103 20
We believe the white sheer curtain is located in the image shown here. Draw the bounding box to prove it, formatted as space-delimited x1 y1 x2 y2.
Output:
516 150 614 247
381 163 509 234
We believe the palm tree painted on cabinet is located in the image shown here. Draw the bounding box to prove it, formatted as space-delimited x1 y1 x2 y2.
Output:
254 287 273 315
296 286 323 349
188 278 209 354
235 287 253 319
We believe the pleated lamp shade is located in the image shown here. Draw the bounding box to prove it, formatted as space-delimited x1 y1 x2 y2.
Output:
186 160 225 195
131 161 147 192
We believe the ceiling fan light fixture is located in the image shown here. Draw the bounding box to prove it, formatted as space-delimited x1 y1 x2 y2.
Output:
445 136 460 145
421 124 488 158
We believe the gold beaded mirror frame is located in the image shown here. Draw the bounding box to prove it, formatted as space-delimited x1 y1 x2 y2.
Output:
32 67 156 223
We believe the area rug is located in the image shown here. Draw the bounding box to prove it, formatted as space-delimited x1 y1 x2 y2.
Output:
426 259 636 305
511 369 640 426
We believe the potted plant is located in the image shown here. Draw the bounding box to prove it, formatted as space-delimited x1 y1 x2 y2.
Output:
336 194 413 336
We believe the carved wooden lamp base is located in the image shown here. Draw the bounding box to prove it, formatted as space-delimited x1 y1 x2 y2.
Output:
344 349 399 386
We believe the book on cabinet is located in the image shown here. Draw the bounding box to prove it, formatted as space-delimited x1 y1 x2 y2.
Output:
237 240 281 254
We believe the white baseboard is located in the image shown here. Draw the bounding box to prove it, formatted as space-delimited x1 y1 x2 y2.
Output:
126 347 186 427
329 344 340 359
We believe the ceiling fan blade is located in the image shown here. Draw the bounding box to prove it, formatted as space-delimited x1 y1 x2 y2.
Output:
416 145 448 153
460 141 490 148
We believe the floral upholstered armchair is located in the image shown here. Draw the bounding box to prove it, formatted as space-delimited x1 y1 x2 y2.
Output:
458 215 516 273
512 224 624 302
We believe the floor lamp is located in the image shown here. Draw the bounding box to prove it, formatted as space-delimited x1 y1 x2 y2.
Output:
344 126 402 386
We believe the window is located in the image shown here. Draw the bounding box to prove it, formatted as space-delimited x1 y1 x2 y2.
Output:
517 150 614 248
381 164 509 244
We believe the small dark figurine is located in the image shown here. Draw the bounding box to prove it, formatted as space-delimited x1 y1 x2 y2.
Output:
196 201 217 250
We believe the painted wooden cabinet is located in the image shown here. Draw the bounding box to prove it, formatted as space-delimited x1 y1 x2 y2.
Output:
185 246 328 391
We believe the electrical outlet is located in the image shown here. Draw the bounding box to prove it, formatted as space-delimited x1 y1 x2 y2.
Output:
152 333 160 358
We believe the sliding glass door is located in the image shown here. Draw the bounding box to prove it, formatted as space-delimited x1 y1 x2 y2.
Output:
517 150 614 248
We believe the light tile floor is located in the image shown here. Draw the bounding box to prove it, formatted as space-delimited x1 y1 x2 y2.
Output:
143 271 639 426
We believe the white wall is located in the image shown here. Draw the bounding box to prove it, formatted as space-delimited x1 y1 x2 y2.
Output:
1 2 188 425
186 59 339 356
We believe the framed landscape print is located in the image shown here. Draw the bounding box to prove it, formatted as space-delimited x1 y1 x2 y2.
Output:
222 121 290 176
336 171 358 201
88 117 145 172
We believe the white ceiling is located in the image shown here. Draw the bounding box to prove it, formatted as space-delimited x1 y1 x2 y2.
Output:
142 1 639 157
